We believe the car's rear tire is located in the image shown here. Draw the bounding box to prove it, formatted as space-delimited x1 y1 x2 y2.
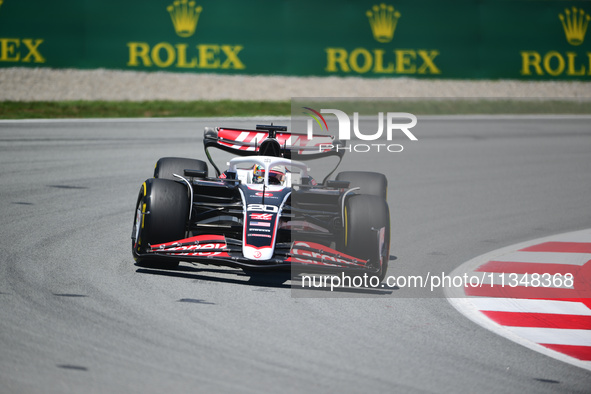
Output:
132 178 189 269
154 157 208 180
344 194 390 282
336 171 387 200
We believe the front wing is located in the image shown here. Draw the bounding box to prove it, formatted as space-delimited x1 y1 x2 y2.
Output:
137 234 380 275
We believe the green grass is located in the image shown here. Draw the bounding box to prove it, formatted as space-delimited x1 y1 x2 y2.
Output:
0 100 291 119
293 99 591 116
0 99 590 119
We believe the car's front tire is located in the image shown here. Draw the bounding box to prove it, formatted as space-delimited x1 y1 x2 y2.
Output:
343 194 390 282
132 178 189 269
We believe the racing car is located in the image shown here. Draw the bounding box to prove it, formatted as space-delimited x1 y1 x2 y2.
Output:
131 124 391 280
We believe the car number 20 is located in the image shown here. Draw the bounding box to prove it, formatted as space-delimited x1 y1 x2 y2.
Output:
247 204 279 213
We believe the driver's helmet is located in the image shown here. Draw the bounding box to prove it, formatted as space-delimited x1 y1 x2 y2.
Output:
252 164 286 185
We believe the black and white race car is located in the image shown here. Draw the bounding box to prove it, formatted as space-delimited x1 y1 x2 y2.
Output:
132 124 390 280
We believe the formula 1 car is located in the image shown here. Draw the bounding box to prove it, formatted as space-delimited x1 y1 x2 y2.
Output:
131 124 391 280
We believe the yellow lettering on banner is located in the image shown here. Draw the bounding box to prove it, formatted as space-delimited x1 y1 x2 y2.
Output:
521 50 591 76
544 51 565 76
152 42 175 68
126 42 245 70
566 52 585 76
21 39 45 63
520 51 543 75
325 48 350 72
0 38 20 62
127 42 152 66
417 50 440 74
324 47 441 75
373 49 395 73
349 48 372 73
175 44 197 68
0 38 45 63
198 44 220 68
220 45 245 69
395 49 415 73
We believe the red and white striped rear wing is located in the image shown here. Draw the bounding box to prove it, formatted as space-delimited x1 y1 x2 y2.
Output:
204 127 345 160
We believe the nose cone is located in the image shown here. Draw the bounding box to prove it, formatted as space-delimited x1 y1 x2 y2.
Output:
243 246 273 261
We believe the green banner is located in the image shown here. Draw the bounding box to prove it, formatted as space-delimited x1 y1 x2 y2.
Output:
0 0 589 79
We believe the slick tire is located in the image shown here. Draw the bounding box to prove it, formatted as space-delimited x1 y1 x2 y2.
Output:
336 171 387 200
132 178 189 269
344 194 390 282
154 157 208 180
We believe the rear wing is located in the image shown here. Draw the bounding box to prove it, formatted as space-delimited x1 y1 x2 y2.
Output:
203 125 346 177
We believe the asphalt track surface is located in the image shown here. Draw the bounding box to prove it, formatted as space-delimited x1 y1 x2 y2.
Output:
0 116 590 393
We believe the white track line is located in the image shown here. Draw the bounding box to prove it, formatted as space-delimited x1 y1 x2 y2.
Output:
492 251 591 266
468 297 591 316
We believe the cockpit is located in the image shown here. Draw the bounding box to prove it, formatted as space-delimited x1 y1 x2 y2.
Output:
226 156 309 188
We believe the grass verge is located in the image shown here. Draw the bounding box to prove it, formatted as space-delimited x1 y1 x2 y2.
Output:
0 100 291 119
0 99 590 119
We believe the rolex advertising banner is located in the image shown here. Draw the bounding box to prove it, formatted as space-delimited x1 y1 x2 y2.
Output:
0 0 589 79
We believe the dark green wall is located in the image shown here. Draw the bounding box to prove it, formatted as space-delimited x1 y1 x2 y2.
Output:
0 0 589 79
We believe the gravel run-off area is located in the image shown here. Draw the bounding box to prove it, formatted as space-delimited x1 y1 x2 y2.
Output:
1 67 591 101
